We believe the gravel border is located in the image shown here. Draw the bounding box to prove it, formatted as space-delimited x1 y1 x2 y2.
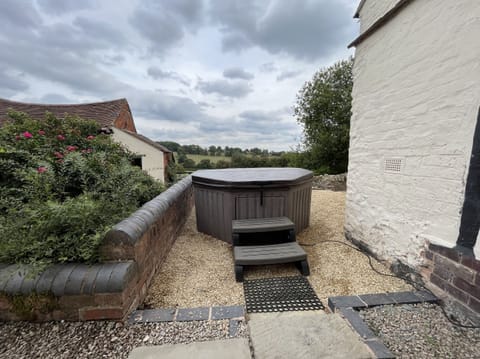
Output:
0 319 248 359
360 303 480 359
145 191 411 308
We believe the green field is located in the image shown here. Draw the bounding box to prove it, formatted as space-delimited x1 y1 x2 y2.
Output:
185 154 231 164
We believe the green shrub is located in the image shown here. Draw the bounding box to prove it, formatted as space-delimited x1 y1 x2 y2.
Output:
0 111 164 268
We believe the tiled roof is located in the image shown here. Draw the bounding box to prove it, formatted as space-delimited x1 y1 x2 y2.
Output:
117 129 173 153
0 97 130 129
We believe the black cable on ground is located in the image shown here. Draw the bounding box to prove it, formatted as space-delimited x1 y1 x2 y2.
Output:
298 239 480 329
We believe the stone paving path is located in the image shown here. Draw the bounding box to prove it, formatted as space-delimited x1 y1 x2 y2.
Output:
128 290 438 359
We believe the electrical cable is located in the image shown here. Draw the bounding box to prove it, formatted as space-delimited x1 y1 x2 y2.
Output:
298 239 480 329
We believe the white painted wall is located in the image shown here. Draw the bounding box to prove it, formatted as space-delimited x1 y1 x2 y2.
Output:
346 0 480 266
358 0 400 33
111 129 165 184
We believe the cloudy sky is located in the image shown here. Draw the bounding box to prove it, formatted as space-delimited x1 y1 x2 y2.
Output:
0 0 358 151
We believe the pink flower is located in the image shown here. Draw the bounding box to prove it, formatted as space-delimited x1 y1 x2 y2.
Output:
38 130 46 136
15 135 21 141
54 151 64 159
86 135 95 140
23 131 33 139
37 166 47 173
66 145 77 152
57 134 65 141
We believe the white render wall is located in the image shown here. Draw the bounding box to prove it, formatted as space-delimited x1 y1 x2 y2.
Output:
346 0 480 266
358 0 400 33
111 129 165 184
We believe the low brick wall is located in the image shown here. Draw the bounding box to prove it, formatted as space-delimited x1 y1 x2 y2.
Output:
0 176 193 321
422 243 480 319
312 173 346 191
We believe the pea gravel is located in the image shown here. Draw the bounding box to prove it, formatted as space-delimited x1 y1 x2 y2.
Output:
360 303 480 359
145 190 411 308
0 319 247 359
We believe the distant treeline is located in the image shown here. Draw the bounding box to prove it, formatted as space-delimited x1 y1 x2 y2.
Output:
158 141 285 157
158 141 322 175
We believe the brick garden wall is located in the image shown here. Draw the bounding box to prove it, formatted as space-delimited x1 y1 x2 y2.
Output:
422 243 480 317
0 176 193 321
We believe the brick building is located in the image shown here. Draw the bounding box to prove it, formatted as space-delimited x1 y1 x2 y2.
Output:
0 98 172 184
346 0 480 318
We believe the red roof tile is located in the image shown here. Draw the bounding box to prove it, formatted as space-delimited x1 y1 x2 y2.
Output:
0 97 131 129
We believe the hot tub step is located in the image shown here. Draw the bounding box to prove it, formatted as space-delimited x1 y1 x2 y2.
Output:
232 217 296 245
232 217 294 233
233 242 309 282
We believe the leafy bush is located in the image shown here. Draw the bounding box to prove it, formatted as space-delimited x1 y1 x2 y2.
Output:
0 111 164 269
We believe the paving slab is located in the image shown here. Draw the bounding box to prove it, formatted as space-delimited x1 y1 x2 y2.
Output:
128 338 251 359
248 311 373 359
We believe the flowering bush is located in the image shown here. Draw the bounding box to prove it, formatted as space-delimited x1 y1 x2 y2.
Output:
0 111 164 269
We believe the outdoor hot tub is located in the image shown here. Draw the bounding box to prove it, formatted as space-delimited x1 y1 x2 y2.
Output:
192 167 313 243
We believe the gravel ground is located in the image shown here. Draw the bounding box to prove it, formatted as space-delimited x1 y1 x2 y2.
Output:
0 319 247 359
360 303 480 359
146 190 411 308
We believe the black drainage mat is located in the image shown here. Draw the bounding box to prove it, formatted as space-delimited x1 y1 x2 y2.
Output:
243 276 324 313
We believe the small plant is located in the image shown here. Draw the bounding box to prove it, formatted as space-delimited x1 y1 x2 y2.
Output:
0 111 164 268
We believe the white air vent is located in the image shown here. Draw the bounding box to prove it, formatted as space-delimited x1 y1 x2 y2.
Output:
384 158 403 173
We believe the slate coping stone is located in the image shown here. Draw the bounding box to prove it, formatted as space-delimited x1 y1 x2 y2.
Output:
176 307 210 321
51 264 77 296
93 263 117 293
328 295 367 311
82 264 103 295
211 305 244 320
229 319 241 337
107 262 137 293
413 290 438 303
386 291 422 304
364 338 395 359
141 309 176 322
359 293 396 307
36 266 64 294
338 307 376 340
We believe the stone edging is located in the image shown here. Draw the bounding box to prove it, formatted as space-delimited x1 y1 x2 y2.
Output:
328 291 438 359
128 305 245 337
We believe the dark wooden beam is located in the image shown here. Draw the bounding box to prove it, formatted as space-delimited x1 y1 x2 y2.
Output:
348 0 415 48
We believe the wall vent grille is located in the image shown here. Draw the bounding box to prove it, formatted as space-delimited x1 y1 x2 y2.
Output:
384 158 403 173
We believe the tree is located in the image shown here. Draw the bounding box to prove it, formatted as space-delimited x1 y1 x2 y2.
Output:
197 159 213 169
294 57 353 174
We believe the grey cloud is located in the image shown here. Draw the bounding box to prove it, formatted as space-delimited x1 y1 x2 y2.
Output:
73 17 125 47
276 70 302 82
128 90 206 123
0 70 29 96
259 62 277 73
238 109 297 134
0 6 129 96
0 0 41 30
0 35 125 95
199 118 237 134
130 0 204 55
40 93 74 104
147 67 190 86
36 0 96 14
196 79 252 98
210 0 356 61
223 67 254 80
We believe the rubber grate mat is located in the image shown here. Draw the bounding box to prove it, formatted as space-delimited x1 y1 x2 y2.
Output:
243 276 324 313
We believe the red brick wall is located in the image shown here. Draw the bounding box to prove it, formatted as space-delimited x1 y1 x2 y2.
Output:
422 243 480 315
0 177 193 321
113 105 137 132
